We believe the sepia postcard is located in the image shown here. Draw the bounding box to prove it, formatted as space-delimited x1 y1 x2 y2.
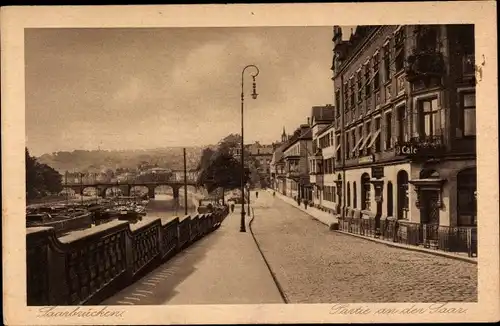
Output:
1 2 499 325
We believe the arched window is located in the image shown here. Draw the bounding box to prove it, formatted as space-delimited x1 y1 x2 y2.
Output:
347 182 351 207
361 173 371 210
397 170 409 219
457 168 477 226
353 181 357 209
387 181 394 217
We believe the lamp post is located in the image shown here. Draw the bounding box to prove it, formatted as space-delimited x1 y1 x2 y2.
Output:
240 64 259 232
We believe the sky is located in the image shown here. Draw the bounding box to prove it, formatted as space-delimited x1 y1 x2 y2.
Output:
25 27 345 156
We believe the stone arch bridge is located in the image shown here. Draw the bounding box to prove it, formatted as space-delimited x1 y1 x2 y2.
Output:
62 181 199 199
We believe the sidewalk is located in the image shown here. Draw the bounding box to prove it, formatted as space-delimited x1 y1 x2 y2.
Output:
266 189 338 229
103 205 284 305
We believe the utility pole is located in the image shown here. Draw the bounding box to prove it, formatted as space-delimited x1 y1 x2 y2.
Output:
183 147 188 215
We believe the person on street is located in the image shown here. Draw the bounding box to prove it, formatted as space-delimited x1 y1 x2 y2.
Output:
230 203 235 213
273 191 276 197
256 191 259 199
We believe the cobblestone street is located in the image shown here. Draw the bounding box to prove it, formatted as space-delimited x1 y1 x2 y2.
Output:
251 191 478 303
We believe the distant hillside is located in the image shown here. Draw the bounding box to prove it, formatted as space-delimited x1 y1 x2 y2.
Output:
36 146 218 173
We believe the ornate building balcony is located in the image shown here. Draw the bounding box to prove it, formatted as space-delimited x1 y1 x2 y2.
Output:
405 51 445 83
394 135 445 159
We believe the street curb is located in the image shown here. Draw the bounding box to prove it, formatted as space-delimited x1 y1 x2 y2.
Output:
335 230 478 264
248 207 289 304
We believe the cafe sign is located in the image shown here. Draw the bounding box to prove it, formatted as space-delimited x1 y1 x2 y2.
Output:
395 144 419 156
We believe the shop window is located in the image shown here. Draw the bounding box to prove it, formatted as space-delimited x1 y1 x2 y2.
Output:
347 182 351 207
397 170 409 219
387 181 394 217
457 168 477 226
361 173 371 210
461 92 476 137
353 181 357 209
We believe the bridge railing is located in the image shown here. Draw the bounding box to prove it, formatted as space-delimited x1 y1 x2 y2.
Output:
26 205 229 306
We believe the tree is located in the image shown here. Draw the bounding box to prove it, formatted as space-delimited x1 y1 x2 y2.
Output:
197 134 264 203
26 147 63 200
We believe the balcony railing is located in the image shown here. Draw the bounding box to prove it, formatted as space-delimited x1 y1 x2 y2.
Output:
405 51 445 82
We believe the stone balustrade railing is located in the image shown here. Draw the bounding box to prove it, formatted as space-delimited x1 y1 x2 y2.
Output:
26 206 229 306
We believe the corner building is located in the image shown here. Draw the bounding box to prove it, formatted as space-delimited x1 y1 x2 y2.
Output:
332 25 476 253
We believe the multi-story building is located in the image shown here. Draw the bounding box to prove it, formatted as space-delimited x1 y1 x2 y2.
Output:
331 25 476 249
281 123 313 201
308 105 337 211
245 141 274 186
270 128 289 193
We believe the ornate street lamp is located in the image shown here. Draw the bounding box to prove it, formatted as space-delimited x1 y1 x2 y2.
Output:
240 64 259 232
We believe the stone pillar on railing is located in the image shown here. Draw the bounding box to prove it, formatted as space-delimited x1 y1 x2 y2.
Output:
124 228 134 280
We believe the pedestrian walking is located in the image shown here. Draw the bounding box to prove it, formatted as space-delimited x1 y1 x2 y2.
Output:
273 191 275 197
256 191 259 199
230 203 235 213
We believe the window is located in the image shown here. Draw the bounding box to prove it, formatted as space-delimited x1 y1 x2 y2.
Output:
385 112 392 149
351 131 356 158
353 181 357 208
361 173 371 210
416 25 438 53
349 79 355 109
364 63 371 96
397 105 407 143
357 71 363 102
336 135 341 162
387 182 394 217
343 83 349 112
384 44 391 81
462 92 476 136
419 98 440 137
374 117 382 152
394 28 405 72
347 182 351 207
346 131 351 159
397 170 409 219
373 53 380 90
335 89 341 116
457 168 476 226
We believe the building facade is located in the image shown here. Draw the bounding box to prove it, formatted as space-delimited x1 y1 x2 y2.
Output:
270 128 289 193
281 124 313 201
308 106 337 212
332 25 476 249
245 141 274 186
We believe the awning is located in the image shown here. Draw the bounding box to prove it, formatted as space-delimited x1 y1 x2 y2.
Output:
366 129 381 149
351 137 364 154
358 132 373 152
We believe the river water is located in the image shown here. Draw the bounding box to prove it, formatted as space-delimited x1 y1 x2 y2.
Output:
134 193 199 227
